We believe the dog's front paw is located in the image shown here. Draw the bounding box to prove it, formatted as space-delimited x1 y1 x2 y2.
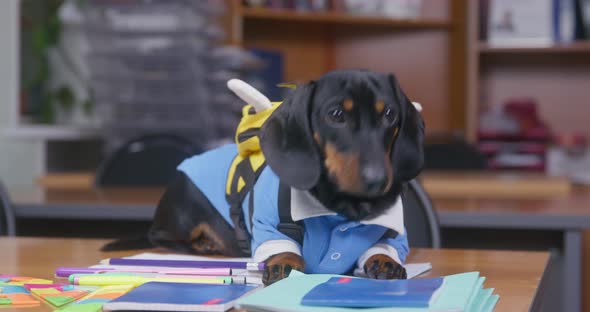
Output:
263 252 305 286
364 254 407 279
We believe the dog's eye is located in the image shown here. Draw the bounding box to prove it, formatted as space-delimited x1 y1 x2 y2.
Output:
382 108 398 127
326 108 346 127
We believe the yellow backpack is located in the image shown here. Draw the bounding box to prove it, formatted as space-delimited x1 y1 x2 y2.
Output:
226 99 305 254
223 81 303 255
225 101 281 200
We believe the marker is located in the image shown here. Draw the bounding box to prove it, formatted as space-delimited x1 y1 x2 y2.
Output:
100 258 265 271
69 275 231 287
68 273 246 284
55 267 231 278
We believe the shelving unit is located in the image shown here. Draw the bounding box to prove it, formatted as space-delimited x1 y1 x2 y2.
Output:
465 4 590 309
239 7 452 29
222 0 470 135
479 41 590 54
467 2 590 141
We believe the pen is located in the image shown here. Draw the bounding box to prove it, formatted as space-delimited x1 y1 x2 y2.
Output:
100 258 265 271
55 267 231 278
69 274 232 287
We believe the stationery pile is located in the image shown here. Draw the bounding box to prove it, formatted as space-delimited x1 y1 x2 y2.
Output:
237 271 499 312
1 252 495 312
0 275 54 307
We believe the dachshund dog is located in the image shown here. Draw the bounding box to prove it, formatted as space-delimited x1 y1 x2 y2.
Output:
148 70 424 285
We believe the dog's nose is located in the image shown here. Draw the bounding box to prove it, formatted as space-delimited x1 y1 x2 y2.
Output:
361 166 387 194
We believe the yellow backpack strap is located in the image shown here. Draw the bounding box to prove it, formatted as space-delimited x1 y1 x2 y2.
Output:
224 102 281 255
225 157 266 255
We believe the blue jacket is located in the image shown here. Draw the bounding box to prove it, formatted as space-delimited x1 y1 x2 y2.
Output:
177 144 409 274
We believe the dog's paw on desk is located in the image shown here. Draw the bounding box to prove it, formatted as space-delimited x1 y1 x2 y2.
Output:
364 254 407 280
263 252 305 285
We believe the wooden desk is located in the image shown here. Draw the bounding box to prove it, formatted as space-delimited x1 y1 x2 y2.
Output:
429 184 590 312
0 237 549 312
11 172 590 311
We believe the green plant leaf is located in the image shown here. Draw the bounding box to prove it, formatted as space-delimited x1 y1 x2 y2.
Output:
55 86 75 112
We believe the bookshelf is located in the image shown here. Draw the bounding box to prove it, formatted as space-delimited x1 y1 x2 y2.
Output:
222 0 470 135
239 7 452 29
466 2 590 309
467 2 590 142
479 41 590 54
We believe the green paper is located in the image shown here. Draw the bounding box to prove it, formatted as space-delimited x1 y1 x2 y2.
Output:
237 271 482 312
465 277 485 311
46 295 75 307
468 288 493 312
0 298 12 305
482 294 500 312
55 302 103 312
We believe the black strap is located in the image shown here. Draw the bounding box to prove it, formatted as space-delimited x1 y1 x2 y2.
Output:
277 183 304 245
227 159 266 255
227 158 305 254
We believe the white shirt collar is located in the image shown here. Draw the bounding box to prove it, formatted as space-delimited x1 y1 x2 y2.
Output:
290 188 405 235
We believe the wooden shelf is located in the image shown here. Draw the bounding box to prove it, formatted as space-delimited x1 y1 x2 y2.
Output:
240 7 451 30
479 41 590 54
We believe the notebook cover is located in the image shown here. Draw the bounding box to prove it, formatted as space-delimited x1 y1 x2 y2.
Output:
464 277 485 311
237 271 482 312
103 282 258 311
468 288 494 312
482 294 500 312
301 276 443 308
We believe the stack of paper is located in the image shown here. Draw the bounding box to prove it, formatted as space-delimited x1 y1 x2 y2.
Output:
236 271 499 312
48 253 433 311
90 253 432 283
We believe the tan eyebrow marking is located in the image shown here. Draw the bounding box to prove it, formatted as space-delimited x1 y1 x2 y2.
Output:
375 100 385 113
343 99 354 111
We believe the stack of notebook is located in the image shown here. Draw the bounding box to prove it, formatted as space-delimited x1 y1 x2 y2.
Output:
49 252 434 311
2 252 453 312
236 271 499 312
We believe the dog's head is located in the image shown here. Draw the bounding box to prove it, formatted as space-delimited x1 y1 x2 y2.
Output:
260 70 424 218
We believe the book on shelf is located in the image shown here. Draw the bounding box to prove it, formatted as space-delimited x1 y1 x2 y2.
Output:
486 0 587 46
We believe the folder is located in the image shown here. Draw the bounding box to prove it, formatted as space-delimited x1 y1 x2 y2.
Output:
236 271 499 312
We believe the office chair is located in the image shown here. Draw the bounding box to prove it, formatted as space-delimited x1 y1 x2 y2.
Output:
402 179 441 248
0 181 16 236
424 135 487 171
95 134 202 186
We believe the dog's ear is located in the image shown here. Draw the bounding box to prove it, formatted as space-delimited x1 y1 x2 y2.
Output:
260 82 321 190
388 74 425 182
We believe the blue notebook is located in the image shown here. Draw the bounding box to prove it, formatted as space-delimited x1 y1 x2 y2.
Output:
102 282 258 311
301 276 444 308
237 271 495 312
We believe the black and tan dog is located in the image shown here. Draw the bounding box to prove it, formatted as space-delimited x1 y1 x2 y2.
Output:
148 70 424 285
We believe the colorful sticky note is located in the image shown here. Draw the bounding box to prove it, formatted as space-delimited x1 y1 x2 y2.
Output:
0 293 40 306
25 284 98 307
0 281 41 307
0 275 52 286
55 302 103 312
55 285 134 312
